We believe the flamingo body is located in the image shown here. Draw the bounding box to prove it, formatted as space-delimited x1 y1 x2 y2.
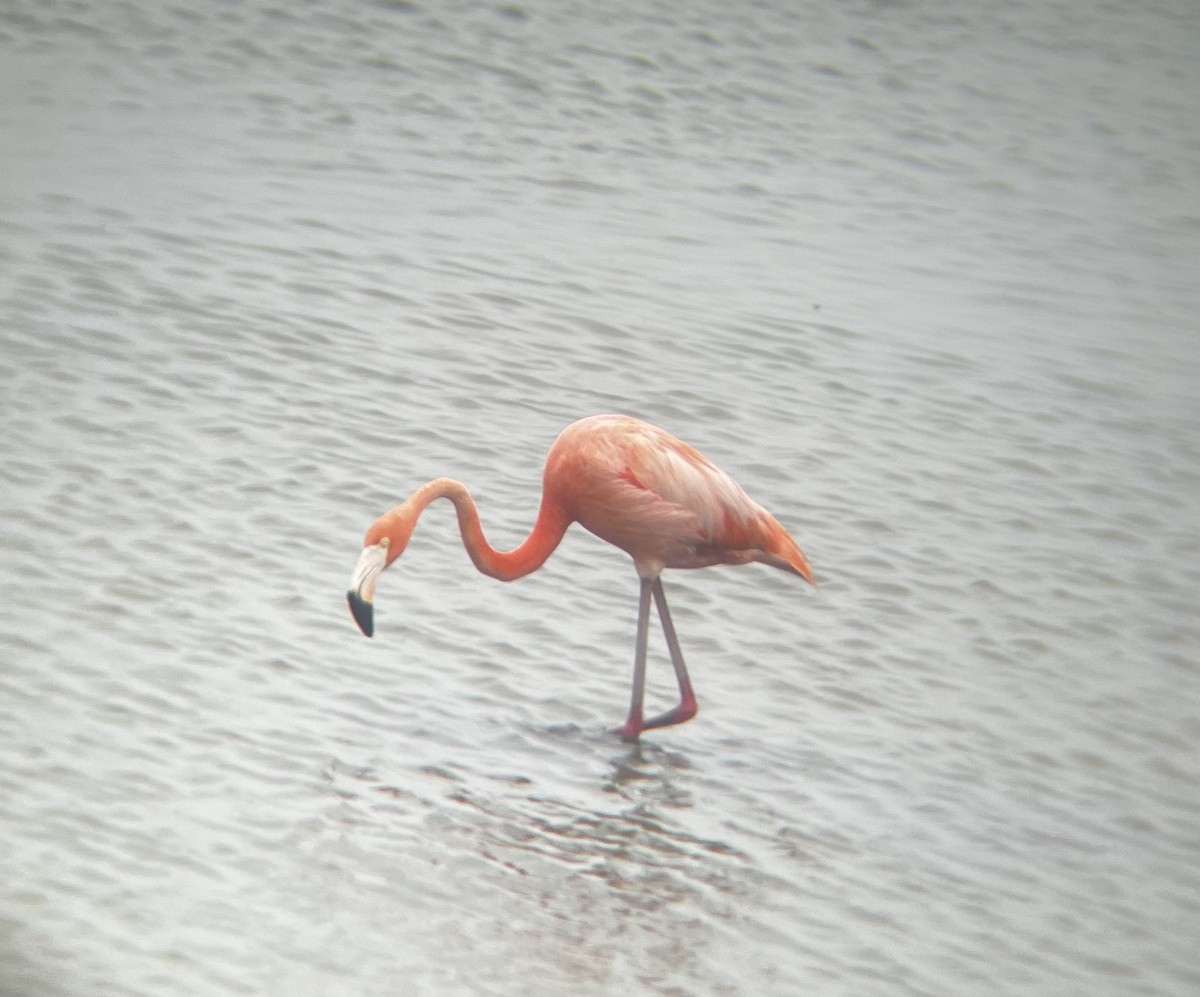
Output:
347 414 814 739
544 415 813 579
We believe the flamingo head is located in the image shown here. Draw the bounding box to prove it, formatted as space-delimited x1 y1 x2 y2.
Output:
346 509 413 637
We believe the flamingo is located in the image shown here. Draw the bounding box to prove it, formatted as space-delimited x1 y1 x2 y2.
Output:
347 414 815 740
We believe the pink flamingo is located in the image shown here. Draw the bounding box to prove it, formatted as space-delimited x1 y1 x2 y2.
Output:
347 414 815 740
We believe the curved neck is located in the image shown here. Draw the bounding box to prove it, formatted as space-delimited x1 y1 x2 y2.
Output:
404 477 570 581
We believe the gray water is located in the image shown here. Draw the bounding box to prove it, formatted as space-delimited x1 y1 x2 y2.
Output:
2 0 1198 994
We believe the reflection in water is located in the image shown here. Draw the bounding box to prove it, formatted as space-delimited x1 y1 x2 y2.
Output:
310 739 796 993
331 738 753 914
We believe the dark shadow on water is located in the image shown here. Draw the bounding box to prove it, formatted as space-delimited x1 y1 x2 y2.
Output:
460 729 756 912
322 724 767 916
605 737 697 810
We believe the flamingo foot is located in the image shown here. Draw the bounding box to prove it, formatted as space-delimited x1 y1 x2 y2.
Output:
615 719 642 742
640 696 699 732
614 696 698 741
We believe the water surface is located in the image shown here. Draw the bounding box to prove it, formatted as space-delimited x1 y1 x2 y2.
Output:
1 1 1198 994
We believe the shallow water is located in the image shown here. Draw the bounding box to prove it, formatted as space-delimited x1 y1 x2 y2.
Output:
2 0 1198 994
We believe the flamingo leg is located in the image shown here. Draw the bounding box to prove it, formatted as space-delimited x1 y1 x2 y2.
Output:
640 577 698 731
616 576 699 740
617 577 654 741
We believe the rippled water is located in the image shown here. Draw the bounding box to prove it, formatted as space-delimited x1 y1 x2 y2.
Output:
2 0 1198 994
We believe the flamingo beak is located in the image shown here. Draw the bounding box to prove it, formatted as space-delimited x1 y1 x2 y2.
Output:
347 543 387 637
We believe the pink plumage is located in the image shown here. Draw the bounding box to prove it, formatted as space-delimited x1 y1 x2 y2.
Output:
348 414 815 740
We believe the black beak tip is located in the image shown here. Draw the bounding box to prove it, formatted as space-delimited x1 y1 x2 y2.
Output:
346 590 374 638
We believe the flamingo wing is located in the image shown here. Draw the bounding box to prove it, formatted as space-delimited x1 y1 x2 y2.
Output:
547 415 809 577
620 423 783 565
